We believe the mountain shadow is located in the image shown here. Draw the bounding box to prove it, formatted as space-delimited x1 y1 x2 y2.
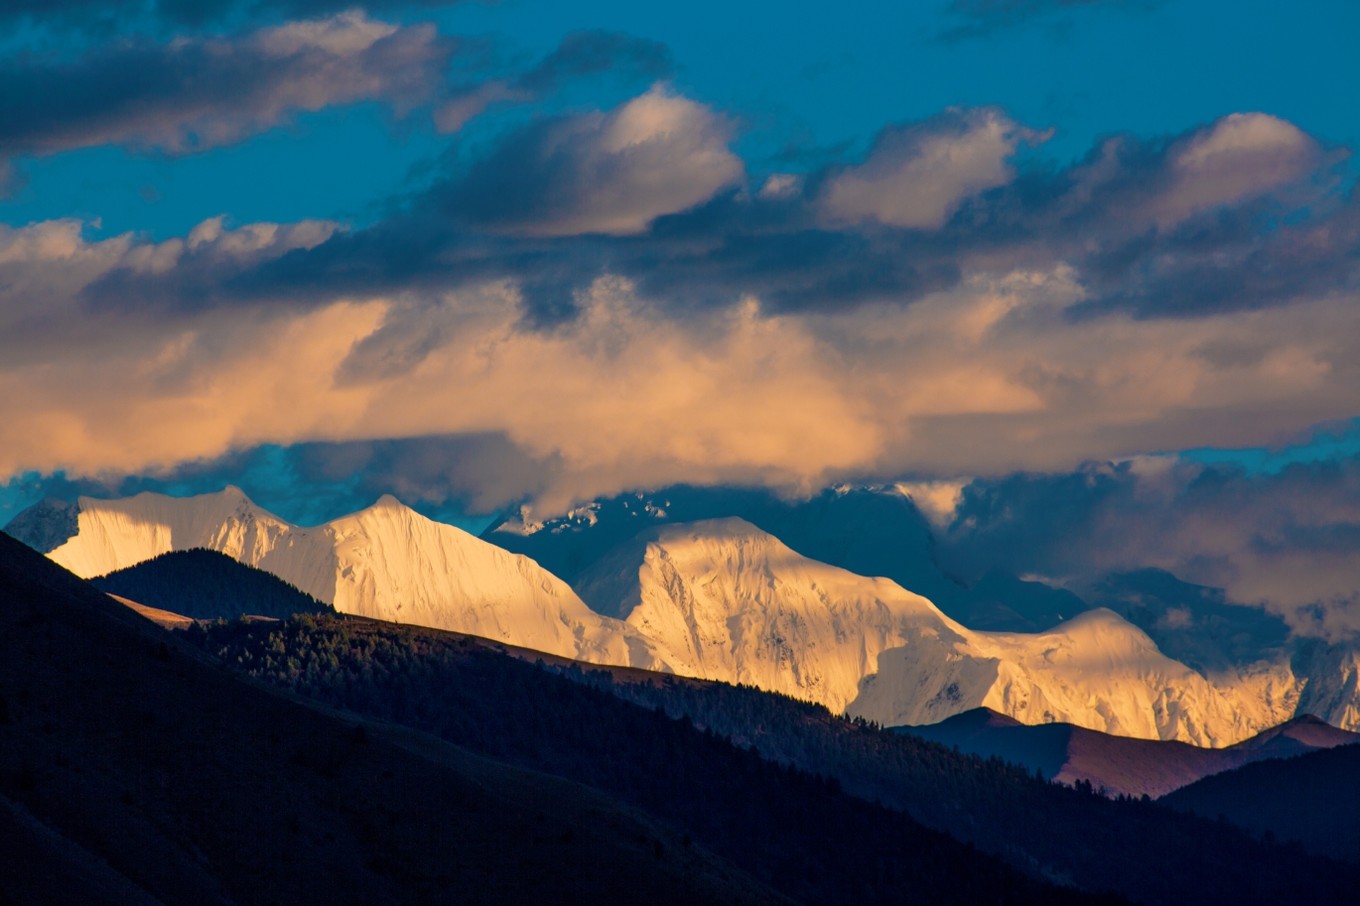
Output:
189 615 1101 906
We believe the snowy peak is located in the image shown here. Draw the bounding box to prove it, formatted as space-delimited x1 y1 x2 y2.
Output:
579 517 965 714
579 517 1265 743
35 488 646 666
47 488 291 580
25 489 1355 745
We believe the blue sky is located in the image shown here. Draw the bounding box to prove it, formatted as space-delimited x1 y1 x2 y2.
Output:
2 0 1359 534
6 1 1358 239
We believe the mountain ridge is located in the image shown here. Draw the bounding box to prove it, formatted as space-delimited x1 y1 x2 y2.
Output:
10 487 1352 745
896 706 1360 798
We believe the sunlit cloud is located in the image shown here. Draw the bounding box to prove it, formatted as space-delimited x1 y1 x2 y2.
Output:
430 86 744 236
821 107 1048 229
4 215 1358 523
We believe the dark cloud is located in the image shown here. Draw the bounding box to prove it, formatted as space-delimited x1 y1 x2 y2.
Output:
65 106 1360 331
1 1 460 32
291 433 560 515
515 31 673 95
939 0 1161 41
1072 189 1360 319
0 12 451 160
432 87 743 236
0 432 539 531
434 31 674 132
935 448 1360 640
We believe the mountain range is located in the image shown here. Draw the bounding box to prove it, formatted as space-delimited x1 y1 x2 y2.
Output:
897 706 1360 799
5 513 1358 900
7 486 1358 745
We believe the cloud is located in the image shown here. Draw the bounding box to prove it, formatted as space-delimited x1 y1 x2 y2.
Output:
430 86 744 236
935 452 1360 641
73 106 1352 325
434 30 675 133
1139 113 1325 228
4 211 1360 519
2 99 1358 538
0 11 450 161
939 0 1160 41
1 1 462 32
821 108 1047 229
0 216 337 365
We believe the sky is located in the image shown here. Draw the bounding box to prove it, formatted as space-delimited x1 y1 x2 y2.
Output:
2 0 1359 635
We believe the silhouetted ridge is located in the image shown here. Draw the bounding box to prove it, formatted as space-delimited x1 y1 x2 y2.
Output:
0 532 786 904
894 706 1360 800
93 548 331 620
1161 743 1360 863
188 614 1360 905
189 615 1106 906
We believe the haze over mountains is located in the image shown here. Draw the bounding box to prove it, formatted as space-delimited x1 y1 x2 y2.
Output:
11 485 1358 746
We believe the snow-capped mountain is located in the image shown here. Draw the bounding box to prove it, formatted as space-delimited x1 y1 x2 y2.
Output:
487 484 967 613
15 488 1357 744
577 518 1283 745
576 517 964 717
38 488 652 665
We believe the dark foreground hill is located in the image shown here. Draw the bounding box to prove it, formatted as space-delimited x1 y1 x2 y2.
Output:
189 615 1095 906
1160 742 1360 863
189 615 1360 906
92 547 331 620
0 532 786 905
895 707 1360 799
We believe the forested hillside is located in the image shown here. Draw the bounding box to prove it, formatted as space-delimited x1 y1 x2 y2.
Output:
93 548 331 620
190 615 1358 905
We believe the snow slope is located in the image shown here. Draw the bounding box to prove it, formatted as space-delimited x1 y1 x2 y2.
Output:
46 489 654 664
577 517 968 717
579 518 1273 745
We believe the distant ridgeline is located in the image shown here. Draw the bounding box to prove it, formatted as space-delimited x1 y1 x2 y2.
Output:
93 548 333 621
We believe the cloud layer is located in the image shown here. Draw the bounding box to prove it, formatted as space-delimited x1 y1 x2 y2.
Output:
4 91 1357 511
3 204 1358 520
